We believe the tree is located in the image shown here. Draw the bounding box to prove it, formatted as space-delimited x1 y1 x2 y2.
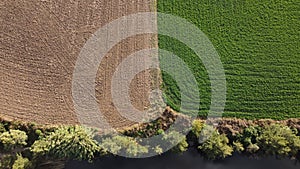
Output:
257 124 300 157
233 141 244 153
246 143 260 153
237 126 261 153
191 119 204 138
99 135 148 157
0 155 15 169
0 123 6 133
153 145 163 155
198 130 233 160
12 154 32 169
30 126 101 162
162 131 188 152
0 129 27 151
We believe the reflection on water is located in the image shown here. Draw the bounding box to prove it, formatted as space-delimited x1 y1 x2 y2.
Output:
66 149 299 169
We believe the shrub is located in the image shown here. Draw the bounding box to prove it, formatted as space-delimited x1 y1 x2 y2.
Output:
246 143 260 153
177 139 189 152
0 123 6 133
12 154 32 169
198 130 233 160
0 155 15 169
99 135 148 157
257 124 300 157
0 129 27 151
34 129 43 137
233 141 244 153
191 119 204 138
30 126 101 162
162 131 188 152
237 126 261 147
153 145 163 155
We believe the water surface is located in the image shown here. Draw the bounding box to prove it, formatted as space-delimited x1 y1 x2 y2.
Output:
66 149 299 169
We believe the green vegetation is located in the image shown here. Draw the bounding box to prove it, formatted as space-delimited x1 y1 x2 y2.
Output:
12 154 31 169
162 131 189 153
236 126 262 153
99 135 148 157
191 119 205 138
236 126 261 152
30 126 101 162
0 155 15 169
0 130 27 151
0 119 300 167
158 0 300 119
257 124 300 157
198 130 233 159
232 141 244 153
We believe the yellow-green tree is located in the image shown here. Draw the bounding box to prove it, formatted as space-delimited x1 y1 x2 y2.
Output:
257 124 300 157
191 119 205 138
30 126 101 162
99 135 149 157
12 154 32 169
0 129 27 151
198 130 233 160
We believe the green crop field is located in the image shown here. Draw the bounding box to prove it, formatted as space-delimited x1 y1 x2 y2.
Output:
158 0 300 120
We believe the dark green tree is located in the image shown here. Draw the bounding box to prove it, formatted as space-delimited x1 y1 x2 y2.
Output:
237 126 261 153
0 155 15 169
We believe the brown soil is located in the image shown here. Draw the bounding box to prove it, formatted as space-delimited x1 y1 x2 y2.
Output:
0 0 158 127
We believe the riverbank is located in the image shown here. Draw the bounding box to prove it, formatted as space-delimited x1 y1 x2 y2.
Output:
0 108 300 168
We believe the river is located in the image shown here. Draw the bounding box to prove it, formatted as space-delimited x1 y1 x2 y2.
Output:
65 149 299 169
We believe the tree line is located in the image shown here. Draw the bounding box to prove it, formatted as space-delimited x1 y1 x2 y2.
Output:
0 119 299 169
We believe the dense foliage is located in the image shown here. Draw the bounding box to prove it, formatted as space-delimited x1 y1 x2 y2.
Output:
198 130 233 159
99 135 148 157
0 119 300 168
12 154 31 169
257 124 300 157
0 130 27 151
191 119 204 138
161 131 189 152
30 126 101 162
237 126 261 153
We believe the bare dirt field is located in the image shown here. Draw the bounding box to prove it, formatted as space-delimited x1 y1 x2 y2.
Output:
0 0 158 128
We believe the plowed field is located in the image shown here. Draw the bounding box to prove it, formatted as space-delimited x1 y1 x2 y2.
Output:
0 0 157 127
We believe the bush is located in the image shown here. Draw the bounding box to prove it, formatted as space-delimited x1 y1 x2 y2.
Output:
99 135 148 157
233 141 244 153
246 143 260 153
153 145 163 155
30 126 101 162
236 126 263 153
0 155 15 169
0 129 27 151
191 119 204 138
162 131 188 153
12 154 32 169
257 124 300 157
198 130 233 160
0 123 6 133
